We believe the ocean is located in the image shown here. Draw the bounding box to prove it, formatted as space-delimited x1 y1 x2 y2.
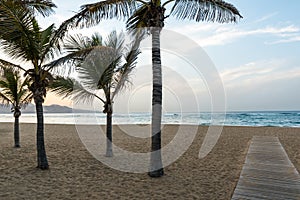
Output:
0 111 299 127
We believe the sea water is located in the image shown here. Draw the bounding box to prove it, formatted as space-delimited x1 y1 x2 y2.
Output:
0 111 299 127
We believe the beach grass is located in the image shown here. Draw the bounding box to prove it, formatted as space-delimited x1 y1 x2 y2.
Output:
0 123 299 199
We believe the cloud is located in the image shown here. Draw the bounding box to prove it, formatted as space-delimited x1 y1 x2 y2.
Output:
221 62 275 83
267 35 300 44
219 59 300 111
170 22 300 47
254 12 279 23
220 59 300 89
198 25 300 46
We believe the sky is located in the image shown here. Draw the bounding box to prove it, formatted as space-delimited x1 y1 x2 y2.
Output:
1 0 300 112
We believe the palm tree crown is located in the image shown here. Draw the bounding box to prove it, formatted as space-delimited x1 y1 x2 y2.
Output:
50 31 140 156
0 67 32 115
50 31 140 104
64 0 242 31
0 67 32 147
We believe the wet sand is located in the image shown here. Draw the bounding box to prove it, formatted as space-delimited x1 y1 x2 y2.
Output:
0 123 299 199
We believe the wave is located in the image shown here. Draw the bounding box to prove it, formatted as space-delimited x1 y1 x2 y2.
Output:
279 112 295 115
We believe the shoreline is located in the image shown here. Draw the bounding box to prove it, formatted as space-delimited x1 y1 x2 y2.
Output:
0 123 299 199
1 122 300 128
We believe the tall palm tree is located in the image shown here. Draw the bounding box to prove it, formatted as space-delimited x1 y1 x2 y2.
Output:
50 31 140 157
0 67 32 148
61 0 242 177
0 0 76 169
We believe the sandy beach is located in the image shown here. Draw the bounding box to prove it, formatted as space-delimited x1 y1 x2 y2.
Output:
0 123 299 199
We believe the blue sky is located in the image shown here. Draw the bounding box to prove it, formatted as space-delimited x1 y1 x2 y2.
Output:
2 0 300 112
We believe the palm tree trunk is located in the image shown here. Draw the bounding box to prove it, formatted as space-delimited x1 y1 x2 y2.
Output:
14 116 20 148
148 28 164 177
35 99 49 169
106 109 113 157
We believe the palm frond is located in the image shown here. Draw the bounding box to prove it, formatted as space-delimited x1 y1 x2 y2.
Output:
39 24 57 61
0 79 9 89
77 46 117 90
170 0 242 23
39 18 80 65
97 58 119 91
126 3 150 30
43 33 91 73
0 1 40 61
43 32 102 74
104 30 125 54
49 76 75 98
64 34 92 53
0 78 13 105
43 15 83 59
0 67 31 108
44 48 93 75
40 22 73 65
112 36 141 99
63 33 103 54
45 33 106 75
70 0 136 28
18 91 33 108
50 76 105 104
0 91 13 105
18 76 33 107
0 59 26 73
0 68 19 103
20 0 57 17
17 88 32 107
91 33 103 46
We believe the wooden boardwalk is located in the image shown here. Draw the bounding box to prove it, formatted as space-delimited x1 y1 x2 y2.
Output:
231 136 300 200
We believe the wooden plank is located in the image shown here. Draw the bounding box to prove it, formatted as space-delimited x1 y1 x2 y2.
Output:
231 136 300 200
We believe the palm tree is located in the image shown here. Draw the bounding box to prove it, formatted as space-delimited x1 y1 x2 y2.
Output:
0 0 76 169
63 0 242 177
49 31 140 157
0 67 32 148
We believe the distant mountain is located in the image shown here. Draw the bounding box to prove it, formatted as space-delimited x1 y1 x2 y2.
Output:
0 104 94 114
44 104 73 113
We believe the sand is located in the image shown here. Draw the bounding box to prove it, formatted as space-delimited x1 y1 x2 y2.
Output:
0 123 299 199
